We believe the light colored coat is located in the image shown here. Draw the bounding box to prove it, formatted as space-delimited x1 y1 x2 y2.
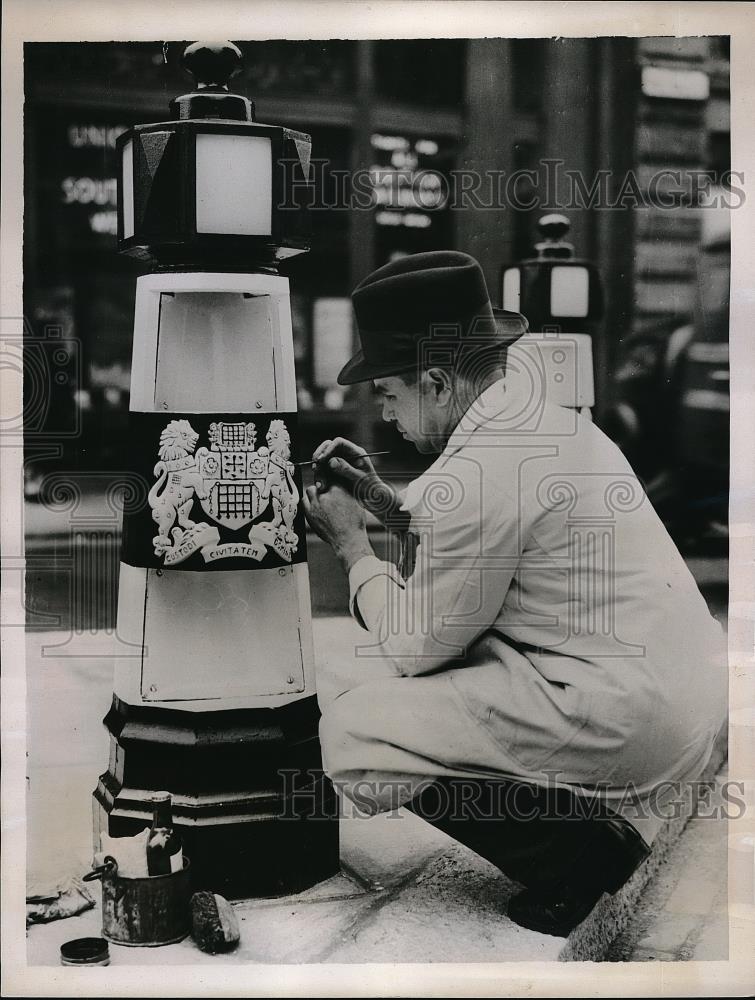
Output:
319 375 727 840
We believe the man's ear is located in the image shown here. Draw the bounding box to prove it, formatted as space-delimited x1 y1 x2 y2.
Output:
424 367 454 405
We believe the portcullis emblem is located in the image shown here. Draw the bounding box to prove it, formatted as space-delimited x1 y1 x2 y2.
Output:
148 418 299 566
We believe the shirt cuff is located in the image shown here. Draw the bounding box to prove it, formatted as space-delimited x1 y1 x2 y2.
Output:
348 555 405 630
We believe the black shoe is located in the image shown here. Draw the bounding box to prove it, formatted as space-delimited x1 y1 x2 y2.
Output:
598 817 652 893
507 884 604 937
507 818 652 937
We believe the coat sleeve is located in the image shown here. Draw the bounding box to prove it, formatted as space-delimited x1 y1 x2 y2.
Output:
349 462 524 677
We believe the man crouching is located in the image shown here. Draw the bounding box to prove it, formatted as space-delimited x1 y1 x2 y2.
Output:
303 251 727 937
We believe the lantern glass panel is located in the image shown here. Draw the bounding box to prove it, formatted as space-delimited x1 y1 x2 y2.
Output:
502 267 521 312
122 138 134 239
551 265 589 318
195 133 272 236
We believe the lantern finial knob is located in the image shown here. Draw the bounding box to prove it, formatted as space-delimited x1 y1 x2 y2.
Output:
534 213 574 259
537 213 571 242
181 41 243 90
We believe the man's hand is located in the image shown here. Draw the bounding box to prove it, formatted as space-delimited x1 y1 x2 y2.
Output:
303 482 373 573
312 437 408 531
312 438 376 489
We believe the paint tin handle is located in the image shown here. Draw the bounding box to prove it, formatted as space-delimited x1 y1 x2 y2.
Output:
83 856 118 881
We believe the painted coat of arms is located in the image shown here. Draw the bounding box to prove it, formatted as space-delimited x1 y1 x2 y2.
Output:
148 418 299 566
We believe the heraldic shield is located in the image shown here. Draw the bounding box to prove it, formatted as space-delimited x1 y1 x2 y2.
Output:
121 413 305 571
198 421 267 529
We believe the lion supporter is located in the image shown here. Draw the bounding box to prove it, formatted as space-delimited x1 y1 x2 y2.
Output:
303 251 727 937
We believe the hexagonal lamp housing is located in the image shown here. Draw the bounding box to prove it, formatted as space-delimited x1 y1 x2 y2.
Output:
116 43 312 268
501 214 604 333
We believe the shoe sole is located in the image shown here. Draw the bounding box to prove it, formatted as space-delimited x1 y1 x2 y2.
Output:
507 893 604 937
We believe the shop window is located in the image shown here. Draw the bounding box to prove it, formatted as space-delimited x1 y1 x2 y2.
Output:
369 131 456 265
279 126 353 413
30 107 126 260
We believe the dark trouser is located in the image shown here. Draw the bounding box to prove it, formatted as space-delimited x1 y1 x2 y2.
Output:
404 777 631 893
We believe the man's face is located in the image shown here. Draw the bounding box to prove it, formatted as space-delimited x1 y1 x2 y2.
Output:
373 374 445 454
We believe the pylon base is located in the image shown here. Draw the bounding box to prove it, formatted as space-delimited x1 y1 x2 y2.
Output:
93 695 340 898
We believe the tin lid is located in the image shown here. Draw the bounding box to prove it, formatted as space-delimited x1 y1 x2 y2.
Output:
60 937 110 965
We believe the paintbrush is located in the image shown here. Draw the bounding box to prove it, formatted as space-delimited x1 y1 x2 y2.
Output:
293 450 391 468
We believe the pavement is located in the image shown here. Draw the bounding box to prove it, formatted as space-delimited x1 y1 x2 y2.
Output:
25 783 731 967
21 618 731 968
606 777 730 962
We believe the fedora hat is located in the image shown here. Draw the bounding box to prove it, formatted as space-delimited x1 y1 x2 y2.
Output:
337 250 528 385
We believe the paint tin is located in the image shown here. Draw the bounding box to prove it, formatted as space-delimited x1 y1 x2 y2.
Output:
84 855 191 947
